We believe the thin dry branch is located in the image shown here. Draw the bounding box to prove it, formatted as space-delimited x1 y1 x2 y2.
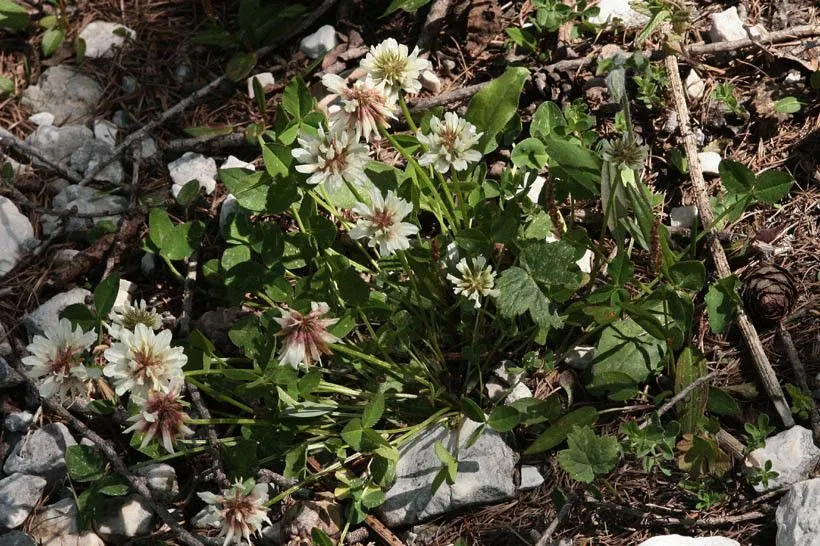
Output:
639 370 718 429
0 130 83 183
535 492 577 546
779 325 820 441
77 0 340 186
664 51 793 427
683 24 820 56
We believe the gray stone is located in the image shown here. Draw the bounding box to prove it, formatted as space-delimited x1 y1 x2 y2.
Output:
3 423 77 482
518 465 544 491
220 155 255 171
42 185 126 237
564 345 596 370
420 71 441 94
748 425 820 492
638 536 739 546
0 322 12 357
486 380 532 404
121 76 138 94
134 464 178 502
21 66 102 126
140 253 156 276
685 70 705 100
777 478 820 546
380 418 517 526
0 196 35 279
220 195 239 234
0 357 25 389
247 72 275 99
28 112 55 126
94 495 153 539
299 25 337 59
0 473 47 528
78 21 135 59
785 70 802 84
709 7 747 43
112 110 130 129
698 152 722 176
69 139 124 185
589 0 649 28
137 136 158 160
670 206 699 229
173 63 192 85
52 249 80 267
93 120 118 147
168 152 218 198
28 498 105 546
4 412 34 433
662 110 679 134
0 531 37 546
25 124 94 166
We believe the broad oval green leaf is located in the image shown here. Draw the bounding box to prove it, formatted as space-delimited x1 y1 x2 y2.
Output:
524 406 598 455
465 67 530 155
488 406 520 432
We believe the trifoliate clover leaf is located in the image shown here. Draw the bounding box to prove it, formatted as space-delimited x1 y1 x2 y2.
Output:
519 239 580 287
557 425 620 483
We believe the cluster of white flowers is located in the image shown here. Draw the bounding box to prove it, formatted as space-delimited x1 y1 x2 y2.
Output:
275 301 340 368
418 112 483 174
22 296 193 453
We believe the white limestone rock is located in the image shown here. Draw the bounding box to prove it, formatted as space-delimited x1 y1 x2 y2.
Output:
42 185 127 237
4 411 34 433
670 206 699 229
28 112 55 126
93 120 118 147
518 465 545 491
0 532 37 546
709 7 747 43
380 419 517 526
247 72 275 99
0 196 35 278
685 70 705 100
113 278 136 310
0 473 48 529
698 152 722 176
25 124 94 166
420 70 441 94
69 139 125 185
78 21 135 59
3 423 77 483
299 25 337 59
22 66 102 126
748 425 820 492
22 288 92 337
28 498 105 546
94 495 154 539
589 0 650 29
638 536 739 546
168 152 218 198
777 478 820 546
134 463 179 502
220 155 255 171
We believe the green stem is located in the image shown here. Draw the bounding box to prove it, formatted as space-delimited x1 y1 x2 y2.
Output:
434 169 461 229
342 176 367 205
332 343 403 380
399 95 417 132
186 377 255 414
188 418 272 426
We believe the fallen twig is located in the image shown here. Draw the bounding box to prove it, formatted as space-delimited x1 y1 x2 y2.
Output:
779 325 820 442
664 49 793 427
416 0 452 52
639 370 718 429
535 492 577 546
77 0 340 186
0 129 83 184
683 24 820 57
589 497 773 527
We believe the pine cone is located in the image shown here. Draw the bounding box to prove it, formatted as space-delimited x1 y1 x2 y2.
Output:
742 264 797 324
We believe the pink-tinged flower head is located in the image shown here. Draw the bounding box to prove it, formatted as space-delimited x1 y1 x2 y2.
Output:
322 74 397 142
195 479 271 546
274 302 340 368
123 385 194 454
291 124 369 192
361 38 431 98
417 112 483 173
23 318 97 406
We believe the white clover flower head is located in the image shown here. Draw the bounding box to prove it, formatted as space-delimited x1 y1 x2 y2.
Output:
195 479 271 546
417 112 483 174
274 302 340 368
322 73 397 142
22 318 97 406
349 189 418 257
103 324 187 398
360 38 431 98
291 124 370 192
108 299 162 340
447 256 500 308
123 384 194 454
